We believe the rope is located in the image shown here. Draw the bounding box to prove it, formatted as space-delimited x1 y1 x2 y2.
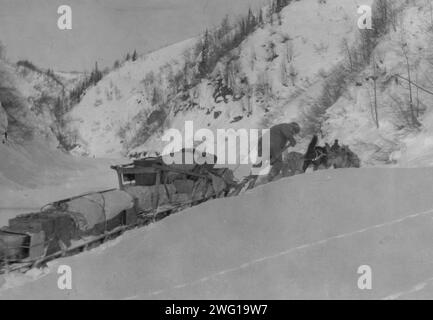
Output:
82 193 107 232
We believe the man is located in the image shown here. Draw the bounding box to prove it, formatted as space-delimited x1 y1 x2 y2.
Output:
257 122 301 181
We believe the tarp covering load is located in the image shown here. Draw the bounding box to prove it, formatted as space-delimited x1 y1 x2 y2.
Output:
1 190 136 261
124 185 177 212
65 190 134 232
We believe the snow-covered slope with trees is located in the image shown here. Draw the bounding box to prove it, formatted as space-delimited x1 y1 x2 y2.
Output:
66 0 372 158
321 0 433 166
65 39 196 157
65 0 433 172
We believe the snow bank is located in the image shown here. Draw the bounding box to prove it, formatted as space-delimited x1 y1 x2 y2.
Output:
2 168 433 299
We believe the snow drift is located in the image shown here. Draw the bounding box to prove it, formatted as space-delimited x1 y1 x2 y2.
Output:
2 167 433 299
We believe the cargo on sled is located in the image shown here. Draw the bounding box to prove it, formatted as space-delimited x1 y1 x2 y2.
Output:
0 149 236 273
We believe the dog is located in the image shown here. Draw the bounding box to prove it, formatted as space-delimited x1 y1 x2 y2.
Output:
284 135 361 174
302 135 329 172
326 145 361 169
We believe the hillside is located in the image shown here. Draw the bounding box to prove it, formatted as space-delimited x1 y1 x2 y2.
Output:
63 0 433 173
66 0 370 159
0 59 83 147
2 167 433 299
0 59 119 226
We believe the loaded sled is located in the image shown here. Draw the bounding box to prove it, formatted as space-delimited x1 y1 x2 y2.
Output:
0 149 236 274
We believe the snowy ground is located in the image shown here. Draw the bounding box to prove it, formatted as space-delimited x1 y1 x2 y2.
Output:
2 167 433 299
0 140 123 226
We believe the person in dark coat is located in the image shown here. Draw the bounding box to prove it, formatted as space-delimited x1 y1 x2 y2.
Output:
257 122 301 180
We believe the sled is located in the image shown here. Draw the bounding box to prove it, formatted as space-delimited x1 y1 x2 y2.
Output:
0 154 236 274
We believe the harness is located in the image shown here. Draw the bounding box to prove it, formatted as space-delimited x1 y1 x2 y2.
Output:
304 149 327 162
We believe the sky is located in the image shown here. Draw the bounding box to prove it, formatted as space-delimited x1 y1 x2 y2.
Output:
0 0 267 72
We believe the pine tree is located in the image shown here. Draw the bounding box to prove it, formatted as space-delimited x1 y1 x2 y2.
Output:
258 9 264 26
198 30 210 77
247 8 256 33
132 50 138 61
90 62 102 85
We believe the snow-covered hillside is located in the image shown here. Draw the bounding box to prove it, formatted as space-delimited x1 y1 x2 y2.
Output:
65 39 197 157
2 167 433 299
0 59 117 226
66 0 371 158
321 0 433 166
0 59 82 147
65 0 433 172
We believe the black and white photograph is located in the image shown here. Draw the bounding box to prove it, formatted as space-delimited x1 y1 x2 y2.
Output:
0 0 433 303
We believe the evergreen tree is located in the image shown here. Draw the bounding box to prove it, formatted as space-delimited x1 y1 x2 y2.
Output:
258 9 264 26
247 8 256 33
198 30 210 77
53 97 64 120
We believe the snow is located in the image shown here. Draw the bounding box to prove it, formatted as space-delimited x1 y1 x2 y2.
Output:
3 0 433 300
0 139 123 226
66 38 197 158
68 0 371 160
2 167 433 299
321 0 433 166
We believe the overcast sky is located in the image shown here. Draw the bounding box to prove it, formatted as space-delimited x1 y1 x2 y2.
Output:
0 0 267 71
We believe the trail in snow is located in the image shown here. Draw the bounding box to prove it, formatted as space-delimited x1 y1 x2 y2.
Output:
384 277 433 300
145 207 433 299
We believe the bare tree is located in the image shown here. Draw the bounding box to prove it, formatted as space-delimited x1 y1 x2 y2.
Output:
249 46 256 70
286 40 294 63
400 41 418 127
340 38 353 71
280 60 288 87
288 64 297 86
366 56 379 128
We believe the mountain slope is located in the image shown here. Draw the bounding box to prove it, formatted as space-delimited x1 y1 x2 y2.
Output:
0 60 117 226
66 0 371 159
66 0 433 172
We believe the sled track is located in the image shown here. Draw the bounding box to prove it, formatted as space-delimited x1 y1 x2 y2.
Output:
143 207 433 299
